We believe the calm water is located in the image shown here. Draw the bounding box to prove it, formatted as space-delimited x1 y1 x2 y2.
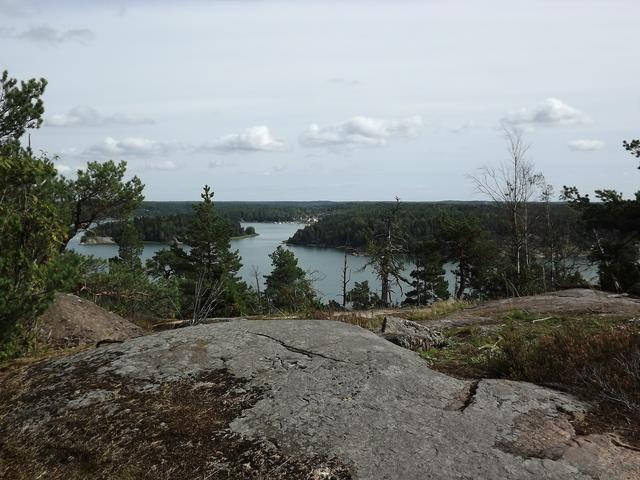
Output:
67 222 457 304
67 222 596 304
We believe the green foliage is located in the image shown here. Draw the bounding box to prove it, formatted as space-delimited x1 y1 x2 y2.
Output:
147 185 252 317
185 185 250 316
44 251 106 294
0 69 47 150
403 241 449 306
93 212 247 243
346 280 379 310
63 160 145 246
0 69 153 356
485 319 640 412
244 225 256 235
563 145 640 293
83 262 182 319
136 200 339 224
114 219 144 270
438 213 498 299
76 218 183 320
287 201 587 254
0 152 67 350
623 138 640 165
263 246 315 311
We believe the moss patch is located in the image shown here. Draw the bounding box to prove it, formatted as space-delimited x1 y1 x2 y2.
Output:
0 356 353 479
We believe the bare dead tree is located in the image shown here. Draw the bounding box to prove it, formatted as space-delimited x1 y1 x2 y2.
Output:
341 252 352 308
541 184 555 291
191 272 224 325
470 126 545 293
365 197 408 307
305 268 325 302
250 265 262 301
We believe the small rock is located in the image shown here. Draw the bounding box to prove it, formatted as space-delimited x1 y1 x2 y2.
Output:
379 315 445 350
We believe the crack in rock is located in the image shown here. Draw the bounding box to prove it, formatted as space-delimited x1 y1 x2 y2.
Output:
248 332 347 363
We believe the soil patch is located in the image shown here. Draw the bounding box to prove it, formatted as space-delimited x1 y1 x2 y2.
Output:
0 357 352 480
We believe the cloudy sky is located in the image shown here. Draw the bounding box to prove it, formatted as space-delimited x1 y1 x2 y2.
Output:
2 0 638 201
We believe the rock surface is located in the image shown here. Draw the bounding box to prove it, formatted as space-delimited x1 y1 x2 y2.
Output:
468 288 640 315
2 320 639 479
380 315 445 350
425 288 640 328
37 293 144 348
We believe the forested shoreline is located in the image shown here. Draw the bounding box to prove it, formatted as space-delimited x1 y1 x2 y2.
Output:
91 213 250 243
2 67 640 361
286 201 589 253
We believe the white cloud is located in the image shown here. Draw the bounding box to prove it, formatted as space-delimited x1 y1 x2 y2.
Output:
300 115 423 148
46 106 154 127
568 139 605 152
503 98 590 126
450 121 477 134
328 77 361 87
201 126 286 153
145 160 178 170
262 164 286 176
84 137 180 158
0 25 93 46
54 163 72 175
209 159 233 168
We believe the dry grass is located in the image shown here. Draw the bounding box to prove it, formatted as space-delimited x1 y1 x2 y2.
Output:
405 299 474 322
0 363 353 480
420 311 640 447
333 314 385 332
485 318 640 412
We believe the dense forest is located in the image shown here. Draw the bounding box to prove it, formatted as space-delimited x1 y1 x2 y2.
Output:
136 200 340 222
92 213 249 243
287 201 589 253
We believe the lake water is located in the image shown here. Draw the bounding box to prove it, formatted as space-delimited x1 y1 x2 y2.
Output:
68 222 457 304
68 222 596 304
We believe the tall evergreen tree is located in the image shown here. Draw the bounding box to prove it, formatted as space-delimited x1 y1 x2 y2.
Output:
147 185 251 318
439 214 498 299
185 185 242 282
185 185 250 317
263 246 315 311
403 241 449 306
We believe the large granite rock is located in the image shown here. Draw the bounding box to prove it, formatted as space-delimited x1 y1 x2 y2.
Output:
2 320 638 479
37 293 144 348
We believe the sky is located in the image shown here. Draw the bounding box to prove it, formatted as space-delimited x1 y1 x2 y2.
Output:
1 0 639 201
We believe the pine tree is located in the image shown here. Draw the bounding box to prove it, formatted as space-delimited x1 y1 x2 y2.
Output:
403 241 449 306
264 246 315 311
185 185 248 318
147 185 251 318
346 280 379 310
185 185 241 281
114 219 144 271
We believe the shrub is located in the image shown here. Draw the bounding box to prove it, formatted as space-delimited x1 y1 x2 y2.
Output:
485 319 640 412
